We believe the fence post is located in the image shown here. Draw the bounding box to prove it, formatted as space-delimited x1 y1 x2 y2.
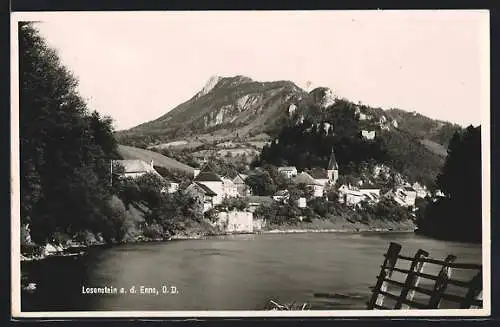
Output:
395 249 429 309
461 270 483 309
367 242 402 309
427 255 457 308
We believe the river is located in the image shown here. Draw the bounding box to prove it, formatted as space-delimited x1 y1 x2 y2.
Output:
21 232 482 312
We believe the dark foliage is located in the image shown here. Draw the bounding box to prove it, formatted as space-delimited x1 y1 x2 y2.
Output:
255 99 444 188
20 23 121 244
416 126 482 243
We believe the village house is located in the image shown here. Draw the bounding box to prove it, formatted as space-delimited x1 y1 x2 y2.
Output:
430 189 446 202
395 186 418 207
232 173 251 196
359 186 381 204
293 172 324 198
277 166 298 178
301 148 340 188
361 130 376 140
307 168 330 187
193 170 225 205
113 159 162 179
184 182 218 213
161 179 180 194
412 182 430 198
435 189 445 197
296 197 307 208
337 184 364 207
221 177 239 198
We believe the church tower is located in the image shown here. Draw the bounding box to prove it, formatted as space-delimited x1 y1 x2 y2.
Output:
326 147 339 184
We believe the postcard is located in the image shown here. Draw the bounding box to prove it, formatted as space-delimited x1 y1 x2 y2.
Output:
11 10 490 318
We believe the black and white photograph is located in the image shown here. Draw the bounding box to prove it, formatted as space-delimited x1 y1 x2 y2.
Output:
11 10 490 317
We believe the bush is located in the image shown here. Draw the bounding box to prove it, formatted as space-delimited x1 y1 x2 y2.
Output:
216 197 250 211
142 223 165 240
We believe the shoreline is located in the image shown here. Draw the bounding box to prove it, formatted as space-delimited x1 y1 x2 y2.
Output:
20 227 415 263
258 228 416 234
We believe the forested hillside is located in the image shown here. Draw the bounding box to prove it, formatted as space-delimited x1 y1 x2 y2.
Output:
256 99 445 188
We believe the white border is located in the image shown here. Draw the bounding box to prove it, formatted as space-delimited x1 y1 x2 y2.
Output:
10 10 491 318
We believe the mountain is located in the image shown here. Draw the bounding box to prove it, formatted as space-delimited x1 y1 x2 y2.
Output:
116 75 465 187
117 75 460 149
118 75 309 145
384 109 462 155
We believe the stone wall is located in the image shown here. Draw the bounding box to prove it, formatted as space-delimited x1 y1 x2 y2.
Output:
216 211 254 233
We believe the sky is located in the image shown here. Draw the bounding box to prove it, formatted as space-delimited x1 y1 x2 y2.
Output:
20 10 489 130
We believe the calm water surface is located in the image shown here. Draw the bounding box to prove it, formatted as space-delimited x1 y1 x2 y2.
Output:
21 232 482 311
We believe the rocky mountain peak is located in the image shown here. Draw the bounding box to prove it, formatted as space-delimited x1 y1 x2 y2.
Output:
309 87 338 108
197 75 222 97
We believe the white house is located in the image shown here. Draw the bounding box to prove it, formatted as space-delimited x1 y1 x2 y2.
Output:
113 159 162 179
233 174 251 196
161 180 179 194
434 189 446 198
412 182 430 198
184 182 218 213
293 172 324 198
221 177 239 198
296 197 307 208
338 184 365 207
359 187 381 204
193 171 225 205
395 186 418 207
361 130 376 140
277 166 298 178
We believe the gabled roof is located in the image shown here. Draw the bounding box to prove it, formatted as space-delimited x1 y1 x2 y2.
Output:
194 171 223 182
232 174 247 184
221 177 236 186
194 182 218 196
327 148 339 170
293 172 322 185
113 160 154 174
308 168 329 179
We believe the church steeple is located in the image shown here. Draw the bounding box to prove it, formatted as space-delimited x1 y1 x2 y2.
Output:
327 147 339 170
327 147 339 184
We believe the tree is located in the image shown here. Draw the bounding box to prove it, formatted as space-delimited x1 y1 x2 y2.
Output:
245 170 277 196
417 126 481 242
19 23 120 244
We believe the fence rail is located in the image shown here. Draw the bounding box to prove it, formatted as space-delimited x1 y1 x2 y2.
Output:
367 242 483 310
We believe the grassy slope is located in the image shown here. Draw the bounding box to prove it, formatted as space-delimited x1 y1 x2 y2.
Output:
419 139 448 158
117 144 194 174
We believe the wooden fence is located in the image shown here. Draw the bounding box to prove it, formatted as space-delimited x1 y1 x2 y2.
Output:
367 242 483 310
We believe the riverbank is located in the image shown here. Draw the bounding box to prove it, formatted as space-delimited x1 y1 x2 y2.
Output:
261 217 416 234
20 218 416 262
